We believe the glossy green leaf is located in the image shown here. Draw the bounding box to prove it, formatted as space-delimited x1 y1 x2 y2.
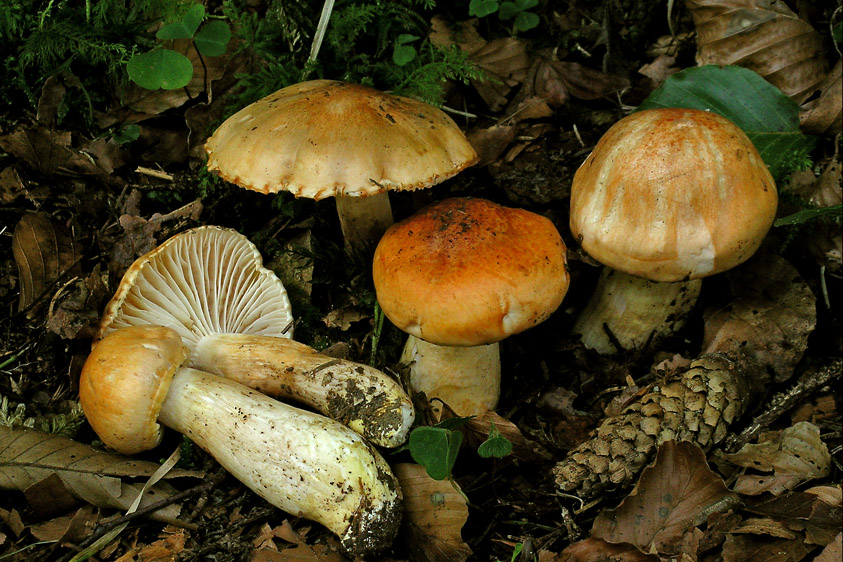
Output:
127 49 193 90
194 20 231 57
408 426 463 481
514 11 539 31
156 3 205 40
636 65 816 179
469 0 499 17
774 204 842 226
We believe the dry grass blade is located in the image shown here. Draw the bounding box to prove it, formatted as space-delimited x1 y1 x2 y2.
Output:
686 0 829 103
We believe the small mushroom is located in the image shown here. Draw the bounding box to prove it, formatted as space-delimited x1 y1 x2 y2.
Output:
569 108 778 353
80 325 401 556
205 79 478 256
96 226 413 447
372 197 570 418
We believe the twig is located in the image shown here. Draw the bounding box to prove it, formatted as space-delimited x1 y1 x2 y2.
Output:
56 473 224 562
722 357 843 453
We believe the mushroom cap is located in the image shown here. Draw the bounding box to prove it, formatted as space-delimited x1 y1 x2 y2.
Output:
205 80 479 199
80 325 187 454
569 108 778 282
373 197 570 346
96 226 293 349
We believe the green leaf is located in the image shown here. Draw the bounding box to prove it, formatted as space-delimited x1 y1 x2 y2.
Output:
636 65 817 179
194 20 231 57
469 0 499 17
498 1 518 20
516 0 538 9
127 49 194 90
408 426 463 481
514 11 539 31
476 421 513 458
112 124 140 145
156 3 205 40
774 204 842 226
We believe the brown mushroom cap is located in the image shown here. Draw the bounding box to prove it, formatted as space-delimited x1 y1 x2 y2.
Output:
80 325 187 454
569 108 778 282
373 197 570 347
96 226 293 349
205 80 478 199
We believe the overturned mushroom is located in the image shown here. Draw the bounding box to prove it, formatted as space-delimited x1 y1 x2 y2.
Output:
80 325 401 556
95 226 413 447
205 79 478 256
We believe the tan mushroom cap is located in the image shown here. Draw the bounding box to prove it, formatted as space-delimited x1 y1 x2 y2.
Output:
95 226 293 349
373 197 570 347
80 325 187 454
569 108 778 282
205 80 479 199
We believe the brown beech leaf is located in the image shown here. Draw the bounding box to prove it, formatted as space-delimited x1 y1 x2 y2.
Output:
12 212 81 313
744 491 843 546
0 427 203 524
702 252 816 382
724 421 831 496
394 462 471 562
429 16 531 111
45 265 109 340
557 538 660 561
721 533 811 562
686 0 829 103
800 58 842 136
592 441 737 556
815 533 843 562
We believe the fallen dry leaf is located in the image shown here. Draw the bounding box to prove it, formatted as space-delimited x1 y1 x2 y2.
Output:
45 265 109 340
744 491 843 546
12 211 81 314
591 440 738 556
429 16 531 111
0 124 127 182
724 421 831 496
687 0 829 103
0 166 26 205
815 532 843 562
267 231 314 300
557 537 660 561
800 58 842 136
29 504 97 543
720 532 811 562
394 462 471 562
0 427 202 524
702 252 816 382
322 307 368 331
804 485 843 507
729 516 798 539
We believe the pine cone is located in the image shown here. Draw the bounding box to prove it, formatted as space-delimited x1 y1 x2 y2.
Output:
553 354 754 499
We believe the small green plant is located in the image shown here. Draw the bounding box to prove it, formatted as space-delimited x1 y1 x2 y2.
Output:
407 417 513 484
469 0 540 33
127 2 231 90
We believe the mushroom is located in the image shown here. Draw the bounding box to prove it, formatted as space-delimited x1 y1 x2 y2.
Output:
205 79 478 256
80 325 401 556
569 108 778 353
372 197 570 418
96 225 413 448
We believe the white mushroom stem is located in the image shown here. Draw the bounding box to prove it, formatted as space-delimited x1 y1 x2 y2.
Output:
157 367 402 556
572 268 703 354
335 193 394 257
191 333 414 447
401 335 501 419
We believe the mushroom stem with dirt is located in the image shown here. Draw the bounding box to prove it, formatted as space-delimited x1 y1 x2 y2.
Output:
205 79 479 257
95 226 413 448
569 108 778 354
80 325 402 557
373 197 570 419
